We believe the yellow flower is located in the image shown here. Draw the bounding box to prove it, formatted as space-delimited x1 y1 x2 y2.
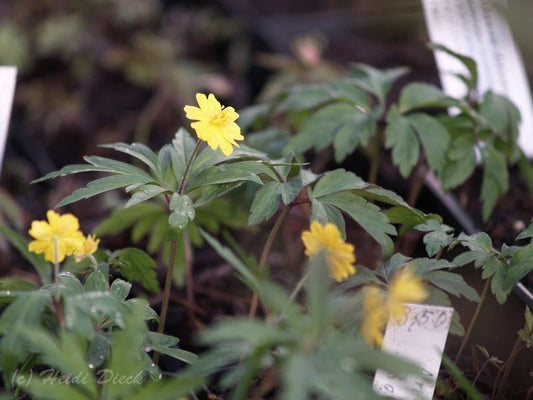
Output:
301 221 356 282
28 210 85 263
387 267 428 322
184 93 243 156
74 234 100 262
360 267 428 347
361 285 387 347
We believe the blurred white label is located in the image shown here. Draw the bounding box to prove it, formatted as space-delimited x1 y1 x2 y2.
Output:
422 0 533 157
0 66 17 175
373 303 453 399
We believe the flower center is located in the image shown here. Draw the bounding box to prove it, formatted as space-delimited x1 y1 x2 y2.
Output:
210 109 229 127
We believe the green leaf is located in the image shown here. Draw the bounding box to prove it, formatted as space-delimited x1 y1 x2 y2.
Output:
406 113 450 174
424 271 480 302
440 134 477 191
398 82 455 112
480 144 509 221
279 178 302 205
345 63 409 104
110 279 132 301
110 248 160 293
168 193 195 233
125 184 168 208
87 333 111 368
312 169 365 198
287 103 371 155
333 113 377 162
507 244 533 288
127 374 203 400
105 303 147 400
385 110 419 178
20 327 98 397
101 142 161 179
56 174 154 208
516 223 533 241
186 160 267 191
415 219 454 257
306 253 329 332
310 198 346 239
32 155 153 183
430 43 478 91
276 80 368 112
170 128 197 181
248 182 281 225
145 332 197 364
0 225 51 284
84 264 109 292
321 192 396 257
95 201 164 236
194 181 245 207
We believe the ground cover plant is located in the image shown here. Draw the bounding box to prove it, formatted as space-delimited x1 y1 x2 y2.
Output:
1 15 533 398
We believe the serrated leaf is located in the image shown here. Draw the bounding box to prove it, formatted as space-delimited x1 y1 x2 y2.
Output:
333 113 377 162
423 271 480 302
407 113 450 174
415 219 454 257
110 248 159 293
287 103 369 155
398 82 455 112
312 169 365 198
507 244 533 288
345 63 409 103
56 174 155 208
277 80 368 112
430 43 478 91
310 198 346 239
480 144 509 221
279 178 302 205
321 192 396 257
385 110 419 178
248 182 281 225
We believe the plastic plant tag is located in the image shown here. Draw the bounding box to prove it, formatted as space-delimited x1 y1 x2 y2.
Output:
421 0 533 157
0 66 17 175
373 303 454 399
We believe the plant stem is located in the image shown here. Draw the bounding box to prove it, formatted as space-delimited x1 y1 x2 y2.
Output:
154 140 201 364
289 272 308 303
368 125 383 185
493 336 525 399
248 205 292 318
153 237 178 365
454 278 490 365
407 161 428 207
178 140 202 195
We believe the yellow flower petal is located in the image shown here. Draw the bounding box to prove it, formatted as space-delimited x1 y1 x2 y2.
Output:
388 267 428 321
301 221 356 282
27 210 85 263
184 93 243 156
361 286 387 347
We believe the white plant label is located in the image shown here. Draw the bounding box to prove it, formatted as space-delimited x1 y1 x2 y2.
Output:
422 0 533 157
0 66 17 175
373 303 454 399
